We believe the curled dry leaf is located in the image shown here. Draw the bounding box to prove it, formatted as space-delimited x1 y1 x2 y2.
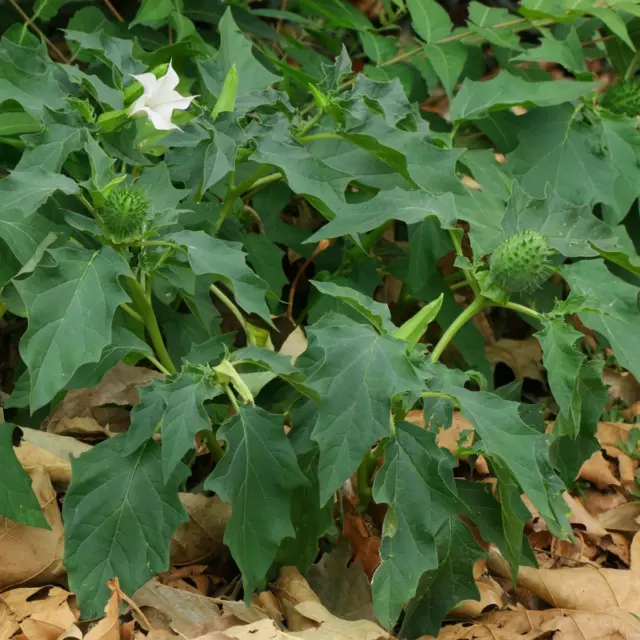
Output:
603 368 640 408
270 567 389 639
158 565 211 596
54 417 105 439
279 327 308 365
85 579 121 640
13 441 74 487
582 489 628 518
404 411 488 473
485 337 544 383
307 539 376 623
0 586 76 640
598 502 640 534
340 501 381 579
0 468 65 590
488 549 640 612
170 494 231 566
597 421 636 448
578 451 620 489
273 566 321 632
450 572 506 618
43 363 161 433
133 579 224 637
564 492 609 541
432 609 640 640
631 532 640 571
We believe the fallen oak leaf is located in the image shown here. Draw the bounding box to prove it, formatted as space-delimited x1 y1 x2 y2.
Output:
578 451 620 489
170 494 230 566
306 539 376 623
597 502 640 533
0 468 65 590
85 579 122 640
133 578 224 636
272 566 321 632
43 363 161 433
432 608 640 640
487 548 640 612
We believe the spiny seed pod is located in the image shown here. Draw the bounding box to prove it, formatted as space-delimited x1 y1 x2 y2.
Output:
102 186 149 242
601 81 640 118
490 230 552 293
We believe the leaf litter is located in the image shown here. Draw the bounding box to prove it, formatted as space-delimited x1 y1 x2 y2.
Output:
2 0 640 639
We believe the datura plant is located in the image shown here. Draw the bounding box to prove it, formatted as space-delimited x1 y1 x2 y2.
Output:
1 1 640 638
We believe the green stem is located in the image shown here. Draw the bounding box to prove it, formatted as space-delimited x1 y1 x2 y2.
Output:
214 170 284 234
209 284 248 334
297 109 325 137
200 428 225 462
448 229 481 297
356 450 378 510
76 192 105 226
126 240 177 249
119 302 144 324
224 384 241 413
296 132 342 144
125 278 177 374
146 354 171 376
421 391 460 407
501 300 543 321
625 49 640 81
241 172 284 198
431 295 488 363
232 165 270 198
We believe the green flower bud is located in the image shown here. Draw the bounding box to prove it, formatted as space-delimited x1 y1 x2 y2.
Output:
490 230 551 293
601 81 640 118
101 186 149 243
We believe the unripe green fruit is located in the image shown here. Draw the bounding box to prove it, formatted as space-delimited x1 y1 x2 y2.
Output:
490 230 551 293
102 186 149 242
601 81 640 118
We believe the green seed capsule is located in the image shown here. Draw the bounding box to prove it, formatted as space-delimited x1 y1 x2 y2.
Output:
102 186 150 243
490 230 551 293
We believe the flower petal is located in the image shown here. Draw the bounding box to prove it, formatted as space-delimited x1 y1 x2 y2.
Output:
131 105 177 130
131 72 159 98
156 60 180 94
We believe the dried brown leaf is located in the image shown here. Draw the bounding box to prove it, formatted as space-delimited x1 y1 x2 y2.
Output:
13 442 73 487
603 368 640 407
272 567 320 632
84 580 120 640
582 489 628 517
579 450 620 489
450 573 505 618
341 502 381 579
434 609 640 639
598 502 640 533
43 363 161 432
631 532 640 571
488 549 640 612
0 468 65 589
292 600 389 639
133 579 223 637
307 540 376 623
485 338 544 383
170 494 230 566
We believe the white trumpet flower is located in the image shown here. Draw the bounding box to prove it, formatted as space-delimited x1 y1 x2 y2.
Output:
129 62 195 131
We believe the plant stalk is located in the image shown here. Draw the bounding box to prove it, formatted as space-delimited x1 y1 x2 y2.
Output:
209 284 248 335
125 278 177 374
297 132 343 144
431 295 488 363
297 109 325 137
200 428 225 462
